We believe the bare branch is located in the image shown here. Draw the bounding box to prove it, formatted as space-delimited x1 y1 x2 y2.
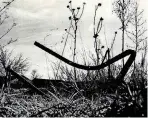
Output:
0 23 16 40
138 29 147 38
0 0 15 13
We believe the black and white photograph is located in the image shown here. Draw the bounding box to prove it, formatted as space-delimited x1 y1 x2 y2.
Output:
0 0 147 117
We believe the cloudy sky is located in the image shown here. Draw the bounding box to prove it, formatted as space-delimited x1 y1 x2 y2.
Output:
1 0 148 78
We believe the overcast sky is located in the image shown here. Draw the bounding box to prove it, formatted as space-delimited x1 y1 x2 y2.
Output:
2 0 148 79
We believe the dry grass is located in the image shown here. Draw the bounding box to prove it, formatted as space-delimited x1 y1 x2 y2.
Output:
0 88 116 117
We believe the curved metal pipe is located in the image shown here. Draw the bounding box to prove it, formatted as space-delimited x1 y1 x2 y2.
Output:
34 41 136 81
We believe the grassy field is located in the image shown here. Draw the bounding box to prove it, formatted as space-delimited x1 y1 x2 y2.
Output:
0 88 114 117
0 78 147 117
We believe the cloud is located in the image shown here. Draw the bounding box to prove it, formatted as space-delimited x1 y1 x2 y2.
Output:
2 0 147 78
10 7 53 21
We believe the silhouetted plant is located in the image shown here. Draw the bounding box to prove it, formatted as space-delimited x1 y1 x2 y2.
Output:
113 0 134 66
126 1 147 72
65 1 86 81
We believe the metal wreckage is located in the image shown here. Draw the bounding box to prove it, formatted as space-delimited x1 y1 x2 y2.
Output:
5 41 136 115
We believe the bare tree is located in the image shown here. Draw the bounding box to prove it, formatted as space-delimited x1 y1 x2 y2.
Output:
0 0 17 47
0 0 30 93
113 0 133 66
0 47 29 94
31 69 42 80
0 48 29 76
126 1 147 70
0 0 27 74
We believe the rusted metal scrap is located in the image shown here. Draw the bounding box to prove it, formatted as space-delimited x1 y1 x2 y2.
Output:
34 41 136 84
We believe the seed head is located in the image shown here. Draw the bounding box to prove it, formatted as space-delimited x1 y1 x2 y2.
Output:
98 3 102 6
13 23 17 26
101 46 105 48
77 7 80 10
69 16 71 20
74 17 79 21
100 17 104 21
83 2 86 5
93 34 98 38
